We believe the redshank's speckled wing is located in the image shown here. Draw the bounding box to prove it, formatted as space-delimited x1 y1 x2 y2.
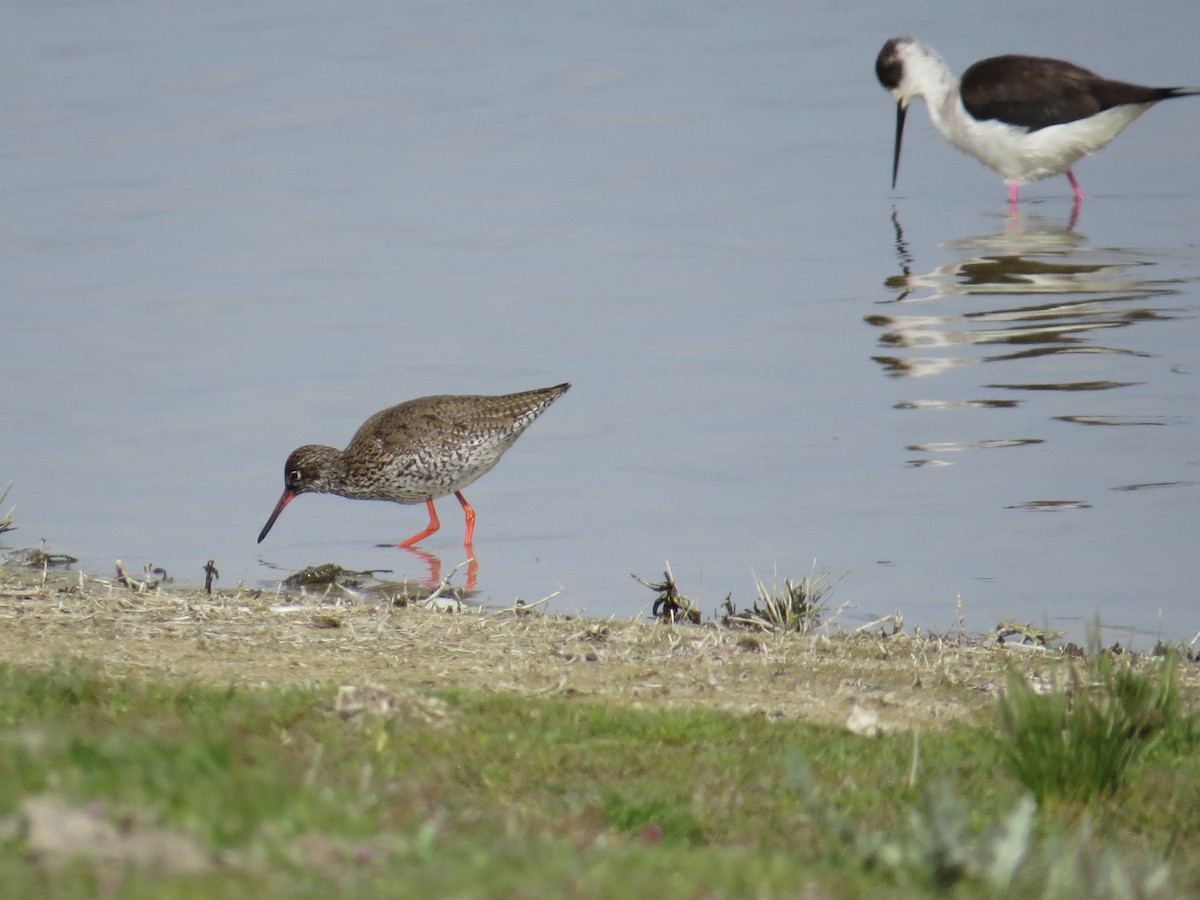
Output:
338 386 568 503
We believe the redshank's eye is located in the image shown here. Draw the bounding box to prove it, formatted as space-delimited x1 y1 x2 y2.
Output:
287 469 301 485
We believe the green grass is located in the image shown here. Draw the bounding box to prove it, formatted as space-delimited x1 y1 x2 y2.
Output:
996 651 1195 804
0 660 1197 897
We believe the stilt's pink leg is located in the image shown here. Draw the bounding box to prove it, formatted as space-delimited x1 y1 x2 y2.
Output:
1066 171 1083 204
1007 182 1020 206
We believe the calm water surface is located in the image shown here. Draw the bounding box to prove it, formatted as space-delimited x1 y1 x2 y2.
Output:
3 1 1198 643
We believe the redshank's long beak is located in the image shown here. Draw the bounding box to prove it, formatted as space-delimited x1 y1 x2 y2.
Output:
891 100 907 189
257 490 295 543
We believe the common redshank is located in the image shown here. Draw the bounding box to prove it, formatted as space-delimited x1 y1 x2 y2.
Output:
875 37 1198 207
257 383 570 548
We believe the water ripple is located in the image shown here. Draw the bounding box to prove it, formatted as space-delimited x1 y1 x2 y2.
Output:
1112 481 1199 492
907 438 1043 452
873 211 1198 480
1054 415 1169 427
1006 500 1093 511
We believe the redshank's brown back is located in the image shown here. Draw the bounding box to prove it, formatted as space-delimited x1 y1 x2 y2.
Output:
257 383 570 547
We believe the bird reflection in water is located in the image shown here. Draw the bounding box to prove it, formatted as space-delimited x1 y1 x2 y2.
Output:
870 209 1185 469
390 545 480 593
872 208 1175 379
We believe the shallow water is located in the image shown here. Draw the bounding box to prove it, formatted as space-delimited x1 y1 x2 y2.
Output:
3 1 1198 643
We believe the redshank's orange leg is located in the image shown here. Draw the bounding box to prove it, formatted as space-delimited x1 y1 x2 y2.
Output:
455 491 476 546
398 499 441 548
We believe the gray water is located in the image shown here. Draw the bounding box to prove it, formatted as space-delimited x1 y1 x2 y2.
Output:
4 0 1198 643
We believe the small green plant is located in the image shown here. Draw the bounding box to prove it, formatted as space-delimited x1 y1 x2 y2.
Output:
862 781 1171 896
996 651 1187 803
861 782 1040 892
721 564 845 633
862 780 973 890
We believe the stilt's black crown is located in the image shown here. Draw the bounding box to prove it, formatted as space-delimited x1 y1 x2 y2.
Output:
876 37 907 90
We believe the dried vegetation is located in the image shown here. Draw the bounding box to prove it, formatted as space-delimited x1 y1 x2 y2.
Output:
1 560 1194 734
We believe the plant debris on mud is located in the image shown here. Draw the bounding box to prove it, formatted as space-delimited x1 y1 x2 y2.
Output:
0 563 1195 732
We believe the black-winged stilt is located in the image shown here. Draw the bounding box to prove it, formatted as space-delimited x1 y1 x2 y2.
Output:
875 37 1198 208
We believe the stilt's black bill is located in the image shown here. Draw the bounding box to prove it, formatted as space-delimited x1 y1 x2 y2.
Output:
257 490 295 543
892 101 907 189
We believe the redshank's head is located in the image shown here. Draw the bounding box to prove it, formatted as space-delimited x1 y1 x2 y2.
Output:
256 444 342 543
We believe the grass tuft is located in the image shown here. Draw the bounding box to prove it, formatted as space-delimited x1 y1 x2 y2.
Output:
996 650 1192 803
0 482 14 535
720 564 846 634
